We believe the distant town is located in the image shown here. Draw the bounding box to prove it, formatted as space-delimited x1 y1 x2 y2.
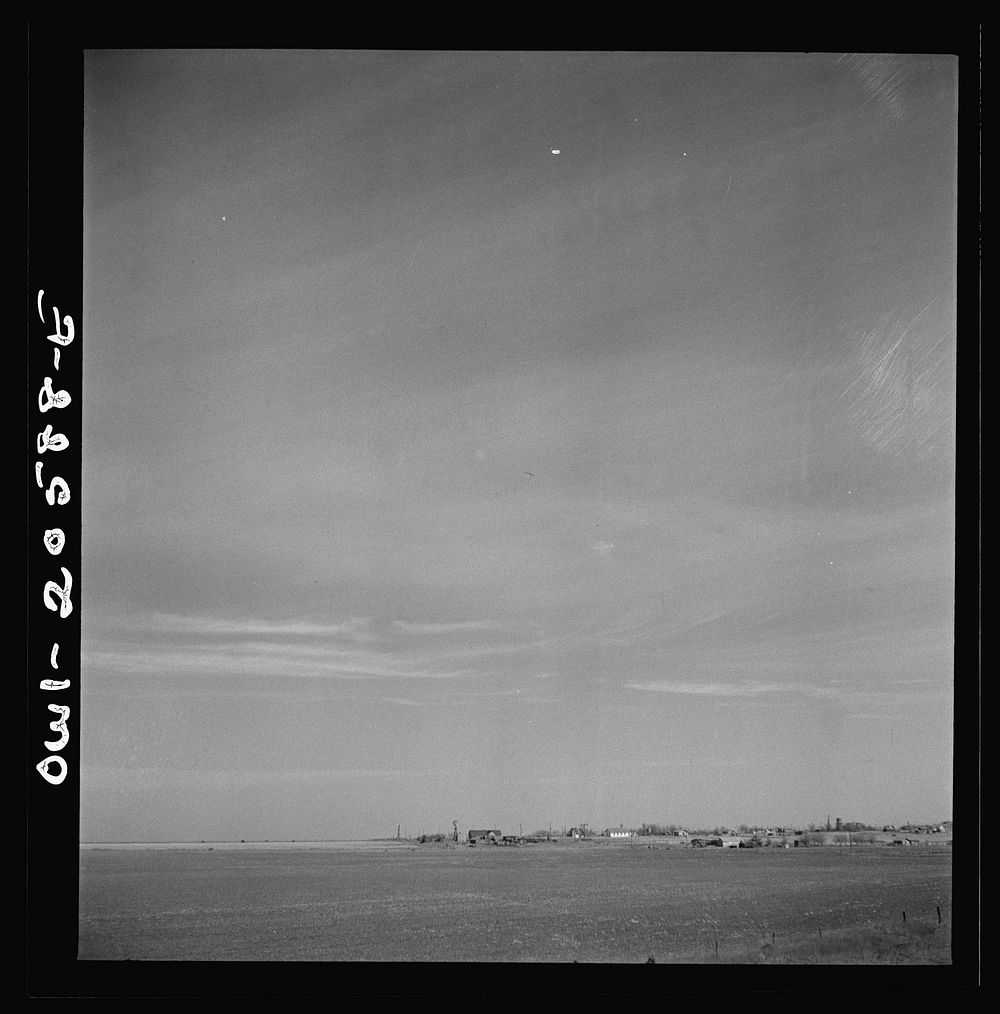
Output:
407 817 953 848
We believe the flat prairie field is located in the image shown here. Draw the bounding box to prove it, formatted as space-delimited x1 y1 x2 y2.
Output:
78 843 952 963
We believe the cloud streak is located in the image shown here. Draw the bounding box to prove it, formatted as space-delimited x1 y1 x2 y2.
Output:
391 619 501 635
626 680 838 699
85 638 483 681
139 613 376 639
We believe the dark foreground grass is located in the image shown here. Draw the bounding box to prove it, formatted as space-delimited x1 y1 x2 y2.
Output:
703 917 951 965
79 843 952 963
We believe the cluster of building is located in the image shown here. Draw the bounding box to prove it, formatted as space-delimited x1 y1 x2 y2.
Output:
464 820 951 847
885 824 949 834
596 826 787 839
467 828 522 846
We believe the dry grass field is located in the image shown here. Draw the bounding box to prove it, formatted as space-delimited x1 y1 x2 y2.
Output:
78 841 952 963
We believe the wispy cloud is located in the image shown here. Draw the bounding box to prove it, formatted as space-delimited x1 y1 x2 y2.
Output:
85 642 480 681
391 619 501 635
626 680 838 699
84 610 553 683
137 613 376 639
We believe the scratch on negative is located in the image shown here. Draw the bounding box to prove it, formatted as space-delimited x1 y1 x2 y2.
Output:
407 241 422 270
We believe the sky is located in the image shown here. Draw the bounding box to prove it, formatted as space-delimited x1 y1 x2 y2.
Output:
80 51 957 841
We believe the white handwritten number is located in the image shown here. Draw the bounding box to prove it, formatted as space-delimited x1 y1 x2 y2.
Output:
43 472 71 506
43 567 74 618
37 290 75 346
38 376 72 413
37 424 69 453
43 529 65 556
44 705 70 751
36 290 75 788
36 756 68 785
41 643 70 690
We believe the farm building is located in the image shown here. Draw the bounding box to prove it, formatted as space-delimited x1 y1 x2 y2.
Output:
467 829 501 844
605 828 634 838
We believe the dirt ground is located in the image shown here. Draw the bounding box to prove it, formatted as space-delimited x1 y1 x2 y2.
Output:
78 841 952 963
